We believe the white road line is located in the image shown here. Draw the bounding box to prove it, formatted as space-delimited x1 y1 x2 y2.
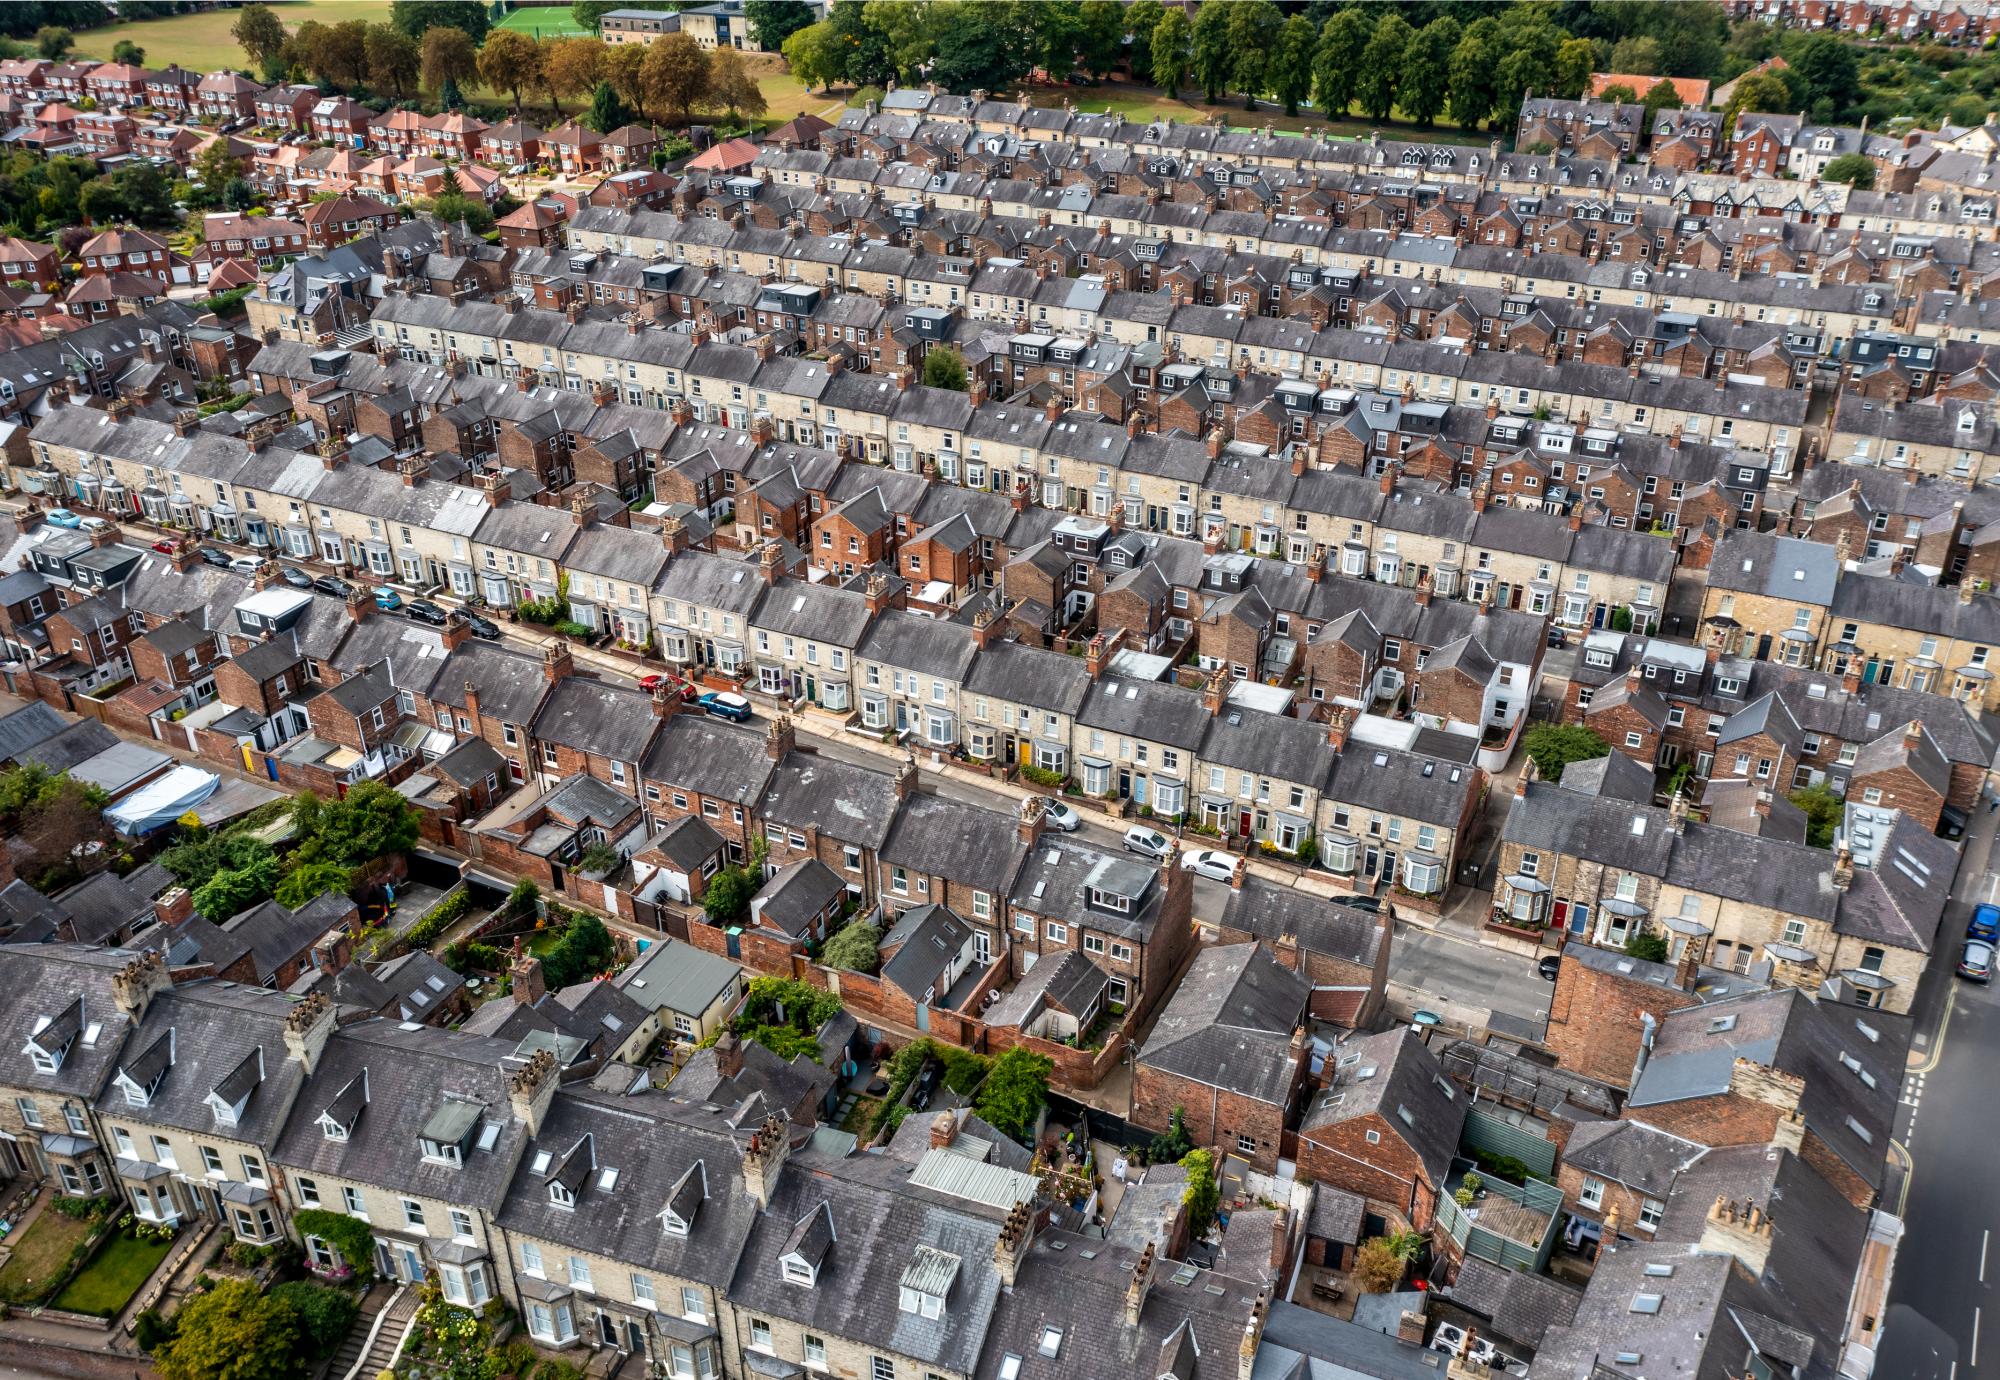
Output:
1974 1306 1982 1368
1984 1229 1990 1284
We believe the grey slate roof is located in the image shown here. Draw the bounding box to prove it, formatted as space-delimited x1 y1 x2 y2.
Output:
1303 1027 1464 1188
1138 943 1308 1107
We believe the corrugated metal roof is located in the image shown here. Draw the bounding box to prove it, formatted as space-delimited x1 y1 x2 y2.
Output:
908 1145 1039 1210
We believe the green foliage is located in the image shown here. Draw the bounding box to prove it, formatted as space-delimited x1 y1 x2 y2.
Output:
421 190 496 237
921 346 967 391
110 39 144 66
274 862 352 911
1822 152 1876 188
1641 78 1686 121
1354 1237 1408 1293
1148 1106 1193 1164
36 26 72 61
134 1306 178 1354
1789 784 1844 850
403 886 472 950
584 80 633 134
822 916 882 974
0 763 106 827
1623 930 1669 963
1316 7 1373 120
267 1282 358 1359
154 1279 304 1380
232 5 288 67
701 865 757 924
191 851 280 923
1019 764 1066 789
1149 8 1190 99
744 1 817 52
540 912 615 987
1270 13 1315 116
577 841 622 875
1522 723 1609 784
507 878 541 916
1181 1148 1220 1238
290 782 421 871
553 619 594 638
1400 17 1461 127
291 1210 374 1281
782 21 842 94
393 0 488 45
573 0 623 34
974 1047 1052 1140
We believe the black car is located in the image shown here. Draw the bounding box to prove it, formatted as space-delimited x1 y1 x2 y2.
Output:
278 565 315 590
1537 953 1562 981
908 1060 941 1112
1343 895 1382 914
311 575 353 599
463 613 502 641
197 546 232 568
404 599 449 626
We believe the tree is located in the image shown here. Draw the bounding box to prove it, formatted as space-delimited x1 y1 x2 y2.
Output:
1723 69 1791 136
744 0 817 52
1077 0 1124 80
827 0 896 89
1493 23 1561 128
192 137 244 200
365 24 420 100
541 912 615 987
35 26 71 60
1270 14 1315 117
1181 1149 1220 1238
701 866 756 924
1149 8 1191 100
1190 0 1231 103
290 781 421 870
863 0 948 84
107 158 177 227
1641 77 1685 121
822 917 882 973
709 44 765 123
644 32 712 126
921 345 967 391
478 27 542 117
1623 930 1670 963
155 1280 303 1380
1791 33 1860 115
1399 17 1459 127
111 39 145 66
1124 0 1163 84
78 179 125 227
274 861 353 910
603 40 649 116
573 0 623 34
1356 11 1411 123
1608 35 1665 76
974 1047 1052 1140
160 829 276 894
585 80 633 134
1445 15 1501 129
1823 152 1876 188
1225 0 1281 109
422 26 480 96
191 852 281 923
1598 82 1638 104
1353 1237 1408 1293
1314 6 1372 121
1554 36 1594 99
1790 784 1844 849
233 4 287 68
1522 723 1609 784
1026 0 1082 82
780 20 840 95
391 0 487 45
310 19 370 88
1148 1106 1192 1163
543 36 604 117
266 1283 358 1361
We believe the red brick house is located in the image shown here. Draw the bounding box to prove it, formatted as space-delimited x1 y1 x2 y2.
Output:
1296 1027 1465 1232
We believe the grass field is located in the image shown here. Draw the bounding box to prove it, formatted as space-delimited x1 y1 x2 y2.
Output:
0 1209 94 1305
50 1229 172 1319
495 7 594 40
74 0 393 69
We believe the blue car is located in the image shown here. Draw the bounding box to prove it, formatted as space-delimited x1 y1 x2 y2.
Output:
1971 903 2000 943
44 508 80 529
697 690 752 723
372 586 402 612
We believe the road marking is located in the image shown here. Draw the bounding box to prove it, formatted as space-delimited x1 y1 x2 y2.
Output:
1974 1306 1982 1368
1983 1229 1990 1284
1914 983 1961 1076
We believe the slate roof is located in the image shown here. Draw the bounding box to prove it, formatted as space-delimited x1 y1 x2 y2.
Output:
879 903 971 1000
642 714 774 807
1138 943 1308 1107
1302 1027 1464 1188
1560 1119 1708 1197
616 938 742 1019
95 980 306 1145
1219 876 1383 967
221 893 356 986
760 751 899 850
880 793 1025 899
532 676 658 760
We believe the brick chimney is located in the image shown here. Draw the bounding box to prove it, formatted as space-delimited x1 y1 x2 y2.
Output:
507 1046 560 1136
543 640 574 683
344 585 372 622
895 752 919 802
650 685 679 720
1010 479 1030 514
511 947 547 1006
1238 1291 1268 1380
758 541 784 585
311 924 353 976
1397 1310 1427 1345
1832 845 1854 892
253 560 279 591
661 516 690 554
865 573 895 615
1202 666 1228 714
88 522 120 550
1769 1104 1805 1154
1841 662 1862 694
112 949 170 1020
971 603 1005 650
928 1111 959 1150
173 409 199 438
169 537 199 573
742 1112 791 1208
461 680 481 725
283 990 337 1073
1699 1195 1775 1277
1124 1241 1155 1327
715 1029 744 1078
995 1201 1035 1287
1206 429 1224 460
153 886 194 930
1018 793 1046 847
765 714 796 761
442 613 472 651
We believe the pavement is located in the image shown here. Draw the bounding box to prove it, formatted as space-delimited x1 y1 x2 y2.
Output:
1874 801 2000 1380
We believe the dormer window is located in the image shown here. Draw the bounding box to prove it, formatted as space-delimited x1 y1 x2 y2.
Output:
420 1098 482 1166
660 1161 705 1237
899 1246 960 1320
549 1180 574 1209
318 1070 367 1142
782 1258 816 1286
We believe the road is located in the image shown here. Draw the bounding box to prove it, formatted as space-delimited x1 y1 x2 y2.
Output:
1874 811 2000 1380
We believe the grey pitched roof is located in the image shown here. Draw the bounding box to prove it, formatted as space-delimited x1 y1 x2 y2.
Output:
1302 1027 1464 1188
642 714 775 807
222 892 357 985
760 751 898 850
0 700 67 762
616 938 742 1018
1441 1255 1583 1351
93 980 305 1145
532 676 658 760
880 793 1025 898
1219 876 1383 967
879 902 971 1000
752 858 847 939
1560 1119 1708 1196
1138 943 1308 1106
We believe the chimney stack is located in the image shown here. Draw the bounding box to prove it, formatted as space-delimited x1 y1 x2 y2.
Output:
865 573 895 615
928 1111 959 1150
1327 708 1349 752
765 714 796 761
511 948 547 1006
758 541 784 585
1124 1241 1155 1327
715 1029 744 1079
894 753 919 802
1017 793 1046 847
311 924 354 976
543 641 574 683
742 1112 792 1208
1699 1195 1775 1278
1833 846 1854 891
507 1047 560 1137
112 949 171 1020
1202 666 1228 715
995 1201 1035 1288
345 585 372 622
283 990 337 1073
1236 1287 1267 1380
971 603 1004 650
152 886 193 931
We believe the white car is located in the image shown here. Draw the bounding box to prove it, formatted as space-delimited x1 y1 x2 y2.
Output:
1042 799 1082 832
1180 848 1238 883
1122 825 1172 859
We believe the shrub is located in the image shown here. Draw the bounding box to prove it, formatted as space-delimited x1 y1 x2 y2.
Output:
540 912 615 987
553 620 594 638
402 887 471 949
822 917 882 973
1623 930 1669 963
134 1306 177 1353
1522 722 1610 783
974 1048 1052 1141
269 1281 359 1358
1354 1237 1407 1293
1019 764 1066 789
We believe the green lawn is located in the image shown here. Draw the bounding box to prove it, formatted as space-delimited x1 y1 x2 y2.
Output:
0 1208 96 1305
74 0 395 70
51 1229 172 1319
496 8 594 39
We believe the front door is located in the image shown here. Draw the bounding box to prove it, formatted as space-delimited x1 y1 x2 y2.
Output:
624 1319 645 1353
1238 809 1252 838
598 1313 618 1348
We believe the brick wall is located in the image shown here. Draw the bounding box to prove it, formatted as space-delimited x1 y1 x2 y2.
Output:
1131 1064 1292 1174
1296 1114 1440 1231
1544 956 1698 1089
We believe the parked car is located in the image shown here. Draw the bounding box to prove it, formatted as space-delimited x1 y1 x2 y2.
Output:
640 673 697 700
43 508 80 529
312 574 352 599
404 599 448 625
1971 903 2000 943
1041 799 1082 832
1537 953 1562 981
1122 825 1172 859
1342 894 1382 914
150 539 176 554
1959 937 1994 982
372 586 402 612
1181 848 1238 883
463 613 501 641
78 516 110 532
197 546 231 568
278 565 315 590
697 690 752 722
227 556 262 575
908 1059 941 1112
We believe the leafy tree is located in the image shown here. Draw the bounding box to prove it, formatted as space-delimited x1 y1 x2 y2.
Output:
921 345 967 391
1354 1237 1407 1293
365 23 420 99
1723 69 1791 137
155 1280 303 1380
1598 82 1639 103
1444 15 1501 129
975 1048 1052 1141
863 0 947 84
1149 7 1191 100
310 19 370 88
1554 36 1594 99
1189 0 1231 103
642 32 711 126
160 830 276 893
1822 152 1876 188
1608 35 1664 76
391 0 488 45
110 39 144 66
780 21 840 95
1313 6 1371 120
1124 0 1163 84
1623 930 1669 963
1026 0 1082 82
543 36 604 117
1356 11 1411 123
1641 77 1684 121
421 26 480 96
1791 33 1860 116
928 4 1028 113
709 44 765 123
1148 1107 1194 1163
290 781 421 871
572 0 623 34
744 0 817 52
1789 784 1844 849
1225 0 1280 109
424 189 495 235
192 852 281 923
701 865 756 924
274 862 353 911
1522 723 1609 783
107 158 177 227
603 40 648 115
1493 22 1561 128
478 27 542 116
438 76 464 110
35 26 72 60
822 916 882 973
1077 0 1124 80
78 179 124 227
1270 14 1315 117
232 4 287 68
541 912 615 987
827 0 895 89
1181 1148 1220 1237
266 1282 358 1360
585 80 633 134
193 133 244 193
1399 17 1458 127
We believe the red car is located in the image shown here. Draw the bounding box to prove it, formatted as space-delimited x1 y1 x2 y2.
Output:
639 673 696 700
151 539 176 554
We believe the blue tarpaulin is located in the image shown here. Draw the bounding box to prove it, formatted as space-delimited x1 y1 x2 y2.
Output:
105 765 219 836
